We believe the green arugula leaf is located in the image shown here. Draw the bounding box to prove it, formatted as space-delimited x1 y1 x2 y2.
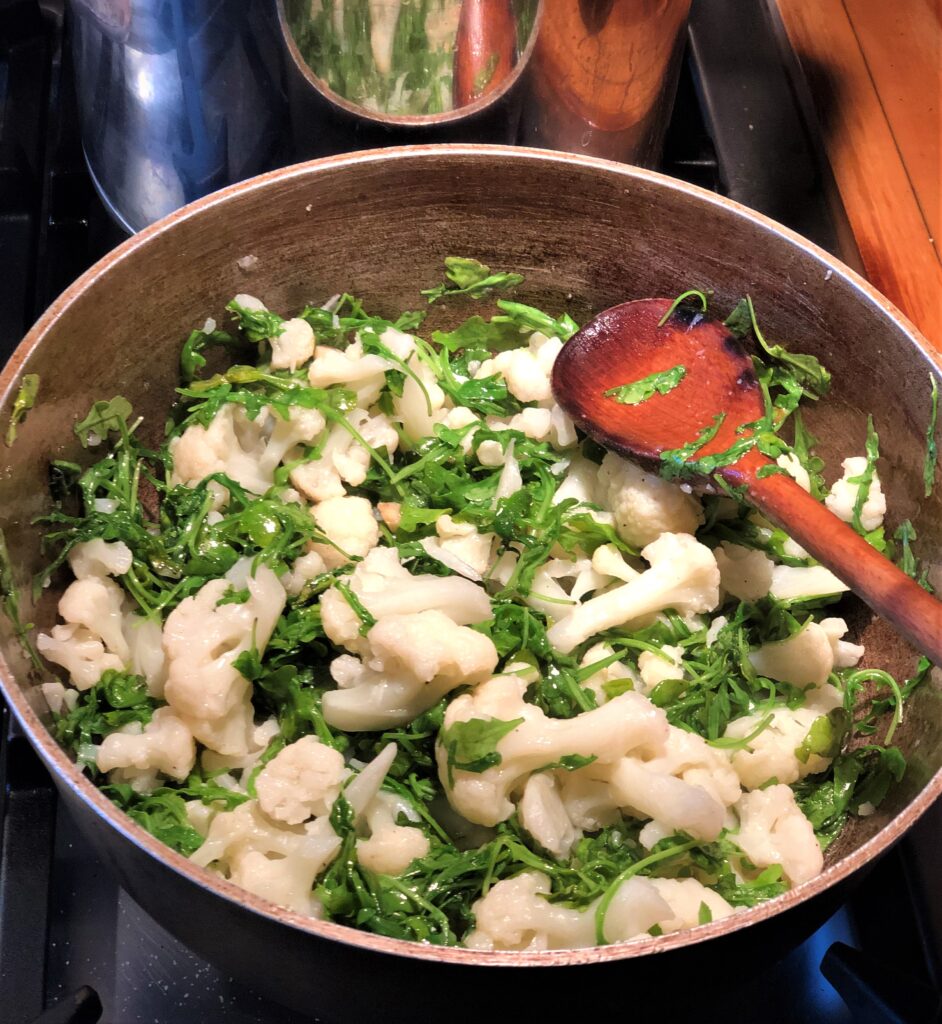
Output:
658 289 710 327
604 365 686 406
73 396 133 448
5 373 39 446
226 299 285 342
794 708 851 763
924 373 938 498
421 257 523 303
440 716 523 778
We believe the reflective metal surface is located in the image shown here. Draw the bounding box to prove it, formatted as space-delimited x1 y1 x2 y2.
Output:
70 0 289 233
70 0 693 230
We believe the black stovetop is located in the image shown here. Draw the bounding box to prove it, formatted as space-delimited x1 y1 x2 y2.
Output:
1 2 940 1022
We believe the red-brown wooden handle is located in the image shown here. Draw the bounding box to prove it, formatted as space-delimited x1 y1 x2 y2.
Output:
728 452 942 665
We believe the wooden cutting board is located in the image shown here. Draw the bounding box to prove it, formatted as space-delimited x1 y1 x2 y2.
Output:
775 0 942 353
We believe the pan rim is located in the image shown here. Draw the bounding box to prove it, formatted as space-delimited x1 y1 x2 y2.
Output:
1 141 940 968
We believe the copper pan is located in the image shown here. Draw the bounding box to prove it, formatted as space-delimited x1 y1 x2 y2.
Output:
1 145 940 1020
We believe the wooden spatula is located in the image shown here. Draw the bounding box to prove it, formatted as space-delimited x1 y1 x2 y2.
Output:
551 297 942 664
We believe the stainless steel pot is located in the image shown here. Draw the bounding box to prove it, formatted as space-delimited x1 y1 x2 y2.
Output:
1 146 940 1021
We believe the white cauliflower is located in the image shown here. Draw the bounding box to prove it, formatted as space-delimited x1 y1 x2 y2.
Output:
490 331 563 403
121 612 166 698
714 542 773 602
322 609 498 731
734 784 823 886
578 641 637 704
603 725 741 841
648 878 735 932
420 514 494 579
597 453 704 547
96 707 196 782
820 617 865 668
725 683 844 790
395 353 447 441
825 456 886 532
518 772 580 859
312 495 380 569
356 790 430 875
463 871 681 950
308 339 391 406
163 565 285 723
320 547 492 656
281 550 328 597
769 565 849 602
58 575 129 662
170 404 325 495
637 644 684 695
290 410 398 503
776 452 811 492
437 673 668 827
191 744 398 915
269 317 315 371
37 623 124 691
546 533 720 655
67 539 132 579
254 735 347 824
749 621 835 688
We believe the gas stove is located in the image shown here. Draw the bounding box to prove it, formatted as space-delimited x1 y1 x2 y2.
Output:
0 2 940 1022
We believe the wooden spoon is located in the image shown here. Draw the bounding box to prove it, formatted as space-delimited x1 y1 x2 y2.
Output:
551 297 942 664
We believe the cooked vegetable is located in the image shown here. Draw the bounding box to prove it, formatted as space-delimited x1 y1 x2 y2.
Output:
19 264 921 951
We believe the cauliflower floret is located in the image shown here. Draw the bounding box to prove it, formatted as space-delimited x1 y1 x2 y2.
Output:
546 533 720 655
749 621 834 688
269 317 315 371
725 685 844 790
776 452 812 492
290 410 398 503
395 353 447 441
37 625 124 691
312 495 380 569
578 641 637 704
557 772 622 832
490 332 562 403
58 575 129 662
254 736 347 825
735 784 824 886
463 871 672 950
820 617 865 668
322 609 498 731
308 339 390 406
437 674 668 827
518 772 580 859
163 565 285 722
192 744 398 914
96 707 196 781
597 453 704 547
281 550 328 597
356 790 430 875
603 724 741 842
420 514 495 579
714 542 773 602
825 456 886 532
170 404 325 496
320 547 492 655
124 613 167 698
637 644 684 695
67 539 132 579
769 565 849 602
648 877 735 932
551 452 600 506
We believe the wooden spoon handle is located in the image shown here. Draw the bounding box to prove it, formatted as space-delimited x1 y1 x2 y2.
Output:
727 456 942 665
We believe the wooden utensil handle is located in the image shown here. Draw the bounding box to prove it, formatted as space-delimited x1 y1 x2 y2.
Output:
727 456 942 665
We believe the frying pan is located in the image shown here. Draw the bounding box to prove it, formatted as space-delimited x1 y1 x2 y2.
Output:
1 146 940 1021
